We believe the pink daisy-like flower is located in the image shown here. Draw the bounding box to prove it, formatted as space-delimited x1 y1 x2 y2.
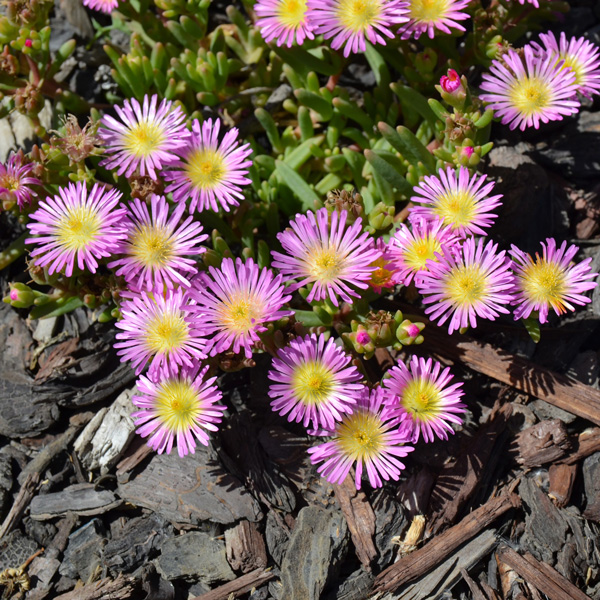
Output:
0 153 41 209
387 217 459 286
409 166 503 238
307 0 409 57
367 237 395 294
269 333 364 431
83 0 119 12
510 238 598 324
255 0 315 47
163 118 252 213
26 181 127 277
308 386 414 490
132 364 226 457
271 208 381 306
114 288 207 376
99 94 189 179
507 0 539 7
531 31 600 99
479 46 580 131
397 0 470 40
108 194 207 291
188 257 292 358
382 355 465 443
416 237 515 334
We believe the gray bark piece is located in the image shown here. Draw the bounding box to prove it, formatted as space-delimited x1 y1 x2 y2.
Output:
583 452 600 521
117 447 263 525
0 529 38 571
58 518 106 581
280 505 349 600
74 387 136 474
372 488 407 569
30 483 123 520
154 531 235 584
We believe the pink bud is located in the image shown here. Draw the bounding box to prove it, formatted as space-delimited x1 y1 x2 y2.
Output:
356 330 370 345
10 289 18 301
406 324 420 338
440 69 462 94
461 146 474 159
24 39 33 48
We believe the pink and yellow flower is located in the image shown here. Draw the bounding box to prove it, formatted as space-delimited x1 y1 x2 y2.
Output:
0 152 40 209
397 0 470 40
255 0 315 47
83 0 119 12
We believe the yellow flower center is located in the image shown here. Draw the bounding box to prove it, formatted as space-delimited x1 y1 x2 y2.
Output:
338 0 382 32
410 0 450 23
445 264 488 307
186 148 226 191
218 293 260 334
277 0 307 28
401 377 442 420
556 54 583 87
145 311 189 354
155 379 201 433
291 360 336 406
307 246 344 282
403 235 442 272
509 76 551 118
433 191 476 229
521 257 568 314
1 175 20 192
56 205 101 251
130 225 174 269
123 120 165 158
369 257 393 290
337 410 385 460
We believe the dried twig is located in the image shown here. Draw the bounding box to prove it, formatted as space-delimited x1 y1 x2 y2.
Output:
53 574 137 600
190 567 275 600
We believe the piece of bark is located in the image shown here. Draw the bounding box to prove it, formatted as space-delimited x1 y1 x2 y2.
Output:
429 401 512 532
582 452 600 521
512 419 572 468
0 472 39 540
397 467 436 517
461 568 488 600
496 545 592 600
548 463 577 507
29 483 122 520
561 428 600 464
480 580 500 600
53 573 138 600
422 327 600 427
373 490 520 594
225 521 268 574
189 567 275 600
115 437 153 480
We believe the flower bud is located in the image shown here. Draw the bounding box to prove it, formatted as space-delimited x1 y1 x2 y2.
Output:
4 282 35 308
368 202 395 232
396 319 425 345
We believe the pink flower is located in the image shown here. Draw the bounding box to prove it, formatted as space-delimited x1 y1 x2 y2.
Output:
440 68 462 93
99 94 189 179
163 118 252 213
108 194 207 291
269 333 364 431
382 355 465 443
26 181 127 277
187 257 292 358
0 153 41 209
132 364 226 457
271 208 381 306
398 0 470 40
409 166 503 238
307 0 409 57
255 0 315 47
416 237 515 334
308 386 414 490
83 0 119 12
114 288 207 377
510 238 598 323
479 46 580 131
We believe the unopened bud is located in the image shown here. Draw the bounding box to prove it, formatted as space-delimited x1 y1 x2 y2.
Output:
4 282 35 308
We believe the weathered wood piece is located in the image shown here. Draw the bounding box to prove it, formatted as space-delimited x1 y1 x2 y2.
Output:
422 327 600 427
115 437 153 479
561 428 600 464
373 491 520 594
29 483 122 520
334 475 377 570
53 573 137 600
496 545 592 600
582 452 600 521
512 419 572 467
548 463 577 507
460 567 488 600
225 520 268 574
117 447 263 525
74 387 136 474
189 567 275 600
0 473 39 540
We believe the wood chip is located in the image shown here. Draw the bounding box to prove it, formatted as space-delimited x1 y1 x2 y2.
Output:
561 427 600 465
189 567 275 600
225 521 268 574
461 567 488 600
53 573 138 600
512 419 572 468
496 545 592 600
548 463 577 507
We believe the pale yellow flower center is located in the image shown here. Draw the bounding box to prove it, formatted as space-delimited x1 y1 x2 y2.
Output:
145 311 189 354
403 235 442 272
401 377 442 420
186 148 226 191
521 258 567 314
338 0 382 32
277 0 307 28
369 257 393 289
433 190 476 229
130 225 174 269
218 293 260 334
56 205 101 250
337 410 385 460
410 0 451 23
291 360 336 406
155 379 201 433
508 76 551 117
445 264 488 307
307 246 344 282
123 120 165 158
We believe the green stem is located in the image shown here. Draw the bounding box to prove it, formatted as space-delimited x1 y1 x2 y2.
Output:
0 232 27 271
